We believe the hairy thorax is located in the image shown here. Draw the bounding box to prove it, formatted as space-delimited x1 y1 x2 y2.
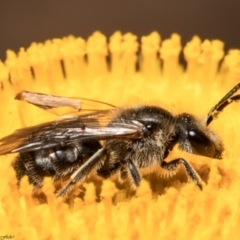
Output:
104 106 178 169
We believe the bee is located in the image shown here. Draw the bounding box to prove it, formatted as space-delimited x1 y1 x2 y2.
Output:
0 83 239 197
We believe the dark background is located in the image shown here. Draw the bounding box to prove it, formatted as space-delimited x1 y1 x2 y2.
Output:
1 0 240 61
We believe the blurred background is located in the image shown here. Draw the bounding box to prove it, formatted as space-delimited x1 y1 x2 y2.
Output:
1 0 240 60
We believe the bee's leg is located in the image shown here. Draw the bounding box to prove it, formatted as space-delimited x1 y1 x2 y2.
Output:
12 153 44 189
126 159 141 187
25 164 44 189
161 159 203 190
119 159 141 190
13 153 47 203
97 162 121 178
12 156 26 188
56 148 106 197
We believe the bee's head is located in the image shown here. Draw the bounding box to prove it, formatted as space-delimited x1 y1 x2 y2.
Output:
176 113 224 159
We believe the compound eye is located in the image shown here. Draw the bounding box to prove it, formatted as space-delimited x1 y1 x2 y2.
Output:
188 129 210 145
188 129 213 155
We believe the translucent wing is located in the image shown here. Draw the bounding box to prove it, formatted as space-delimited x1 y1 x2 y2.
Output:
15 91 117 114
0 114 143 155
0 91 144 155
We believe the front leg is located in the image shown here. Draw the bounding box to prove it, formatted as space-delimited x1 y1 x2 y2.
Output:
161 158 203 190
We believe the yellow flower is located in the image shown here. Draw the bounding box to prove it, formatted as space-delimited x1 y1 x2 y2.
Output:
0 31 240 239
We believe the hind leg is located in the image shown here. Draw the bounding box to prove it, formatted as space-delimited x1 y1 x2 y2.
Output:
13 153 47 203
